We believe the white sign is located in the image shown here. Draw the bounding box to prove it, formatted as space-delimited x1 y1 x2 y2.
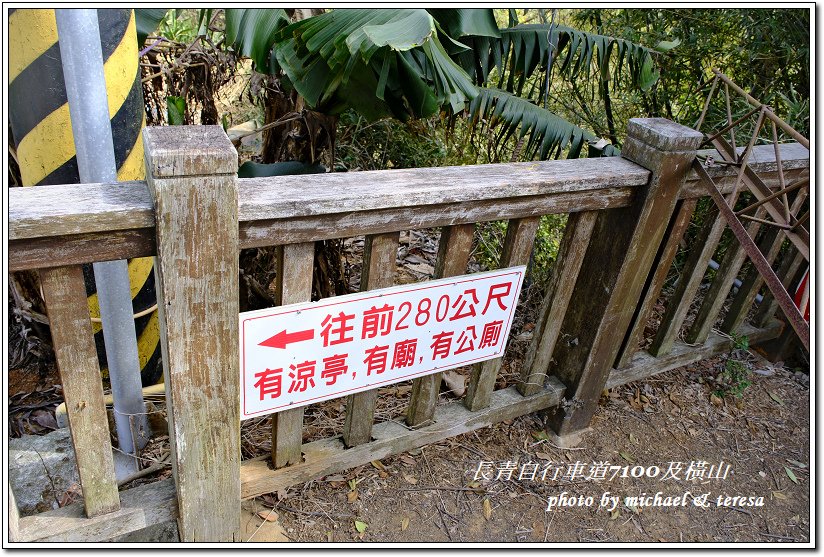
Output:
240 266 526 419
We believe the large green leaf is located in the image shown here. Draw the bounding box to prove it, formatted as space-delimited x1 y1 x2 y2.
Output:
135 8 168 46
427 9 500 39
460 24 660 94
225 8 291 73
272 9 478 120
468 87 619 160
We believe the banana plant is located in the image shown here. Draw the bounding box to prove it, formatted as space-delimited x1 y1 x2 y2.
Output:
138 8 664 159
223 8 662 158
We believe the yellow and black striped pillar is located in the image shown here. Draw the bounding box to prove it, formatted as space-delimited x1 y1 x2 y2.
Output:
10 8 162 385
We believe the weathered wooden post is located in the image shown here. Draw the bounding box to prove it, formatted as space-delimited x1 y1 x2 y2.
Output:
545 118 702 444
144 126 241 541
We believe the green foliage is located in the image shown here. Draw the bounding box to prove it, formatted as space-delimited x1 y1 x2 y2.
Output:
715 333 752 399
166 95 186 125
456 23 659 95
222 8 661 160
335 110 447 171
135 8 169 45
157 9 200 43
225 9 291 73
474 214 567 287
468 87 619 160
271 9 478 121
570 8 809 135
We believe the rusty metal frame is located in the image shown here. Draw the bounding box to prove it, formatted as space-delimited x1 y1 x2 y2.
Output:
692 161 809 350
692 69 810 349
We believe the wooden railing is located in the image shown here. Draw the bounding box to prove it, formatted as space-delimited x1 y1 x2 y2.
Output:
7 118 809 542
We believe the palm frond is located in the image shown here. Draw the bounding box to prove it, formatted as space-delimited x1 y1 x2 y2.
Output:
468 87 619 160
225 8 291 73
458 24 659 96
271 9 479 121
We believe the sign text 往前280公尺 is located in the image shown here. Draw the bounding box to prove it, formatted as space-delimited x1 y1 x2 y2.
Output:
240 267 526 419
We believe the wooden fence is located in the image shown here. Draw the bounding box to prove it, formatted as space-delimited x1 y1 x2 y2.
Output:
7 118 809 542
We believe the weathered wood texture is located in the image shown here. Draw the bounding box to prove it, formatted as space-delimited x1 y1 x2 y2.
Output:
686 211 766 345
144 125 241 542
407 224 475 427
616 198 698 368
39 265 120 518
11 143 804 243
241 379 565 499
343 232 400 447
14 479 178 543
606 321 782 390
547 118 703 437
9 230 156 272
271 242 316 467
465 217 539 411
241 189 631 250
10 144 807 272
518 211 597 397
649 198 733 356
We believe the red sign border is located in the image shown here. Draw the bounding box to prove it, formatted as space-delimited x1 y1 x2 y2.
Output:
241 268 524 418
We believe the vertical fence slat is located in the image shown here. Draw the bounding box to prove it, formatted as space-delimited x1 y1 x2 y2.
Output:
686 210 766 344
721 225 784 334
342 232 400 447
546 119 702 440
616 197 698 368
144 125 240 542
40 265 120 518
407 223 474 427
649 198 736 356
753 247 805 328
465 217 539 410
518 211 598 397
271 242 315 467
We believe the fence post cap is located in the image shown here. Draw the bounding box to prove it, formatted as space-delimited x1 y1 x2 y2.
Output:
143 125 237 178
627 118 703 152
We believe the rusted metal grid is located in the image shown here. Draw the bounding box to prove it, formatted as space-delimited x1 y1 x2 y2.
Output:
692 69 809 350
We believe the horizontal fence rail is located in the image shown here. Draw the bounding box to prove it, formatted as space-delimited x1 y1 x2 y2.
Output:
8 119 808 543
9 143 809 271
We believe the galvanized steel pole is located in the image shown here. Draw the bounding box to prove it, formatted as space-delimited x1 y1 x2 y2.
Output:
55 9 148 473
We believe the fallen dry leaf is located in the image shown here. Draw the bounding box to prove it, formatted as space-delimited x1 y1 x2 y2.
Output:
442 370 466 397
619 451 635 463
401 517 409 531
403 474 418 485
257 510 279 522
483 498 492 520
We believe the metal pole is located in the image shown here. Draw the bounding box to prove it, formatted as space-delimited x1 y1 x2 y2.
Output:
55 9 148 474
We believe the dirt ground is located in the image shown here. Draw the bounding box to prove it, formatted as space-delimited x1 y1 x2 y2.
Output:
236 353 810 544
